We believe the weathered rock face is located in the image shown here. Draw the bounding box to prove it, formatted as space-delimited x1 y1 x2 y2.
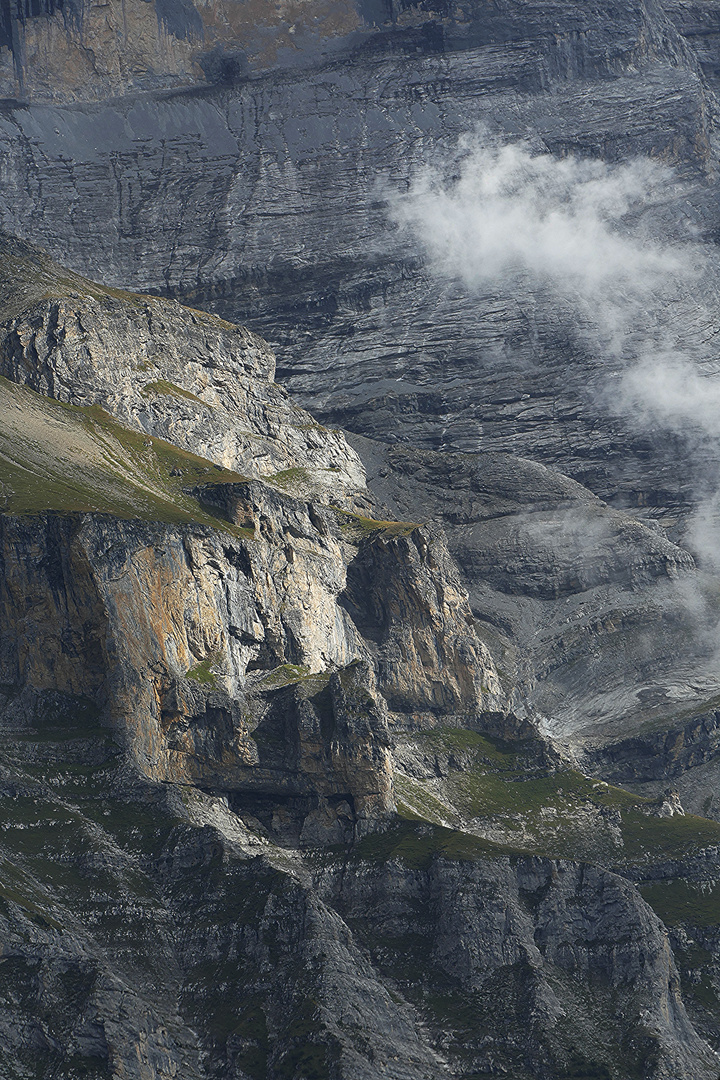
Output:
7 3 720 1071
0 236 366 503
3 274 720 1076
0 505 370 817
0 736 449 1080
341 520 508 720
1 0 716 114
348 433 720 748
14 235 720 751
580 705 720 830
0 252 511 827
0 0 371 104
0 456 512 841
317 853 719 1080
0 0 203 103
2 0 720 533
2 694 720 1080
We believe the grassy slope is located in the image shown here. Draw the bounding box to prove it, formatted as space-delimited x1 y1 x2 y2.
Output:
390 728 720 866
0 377 251 532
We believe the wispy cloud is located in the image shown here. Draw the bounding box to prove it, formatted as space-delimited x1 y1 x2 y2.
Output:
388 131 720 566
390 134 694 302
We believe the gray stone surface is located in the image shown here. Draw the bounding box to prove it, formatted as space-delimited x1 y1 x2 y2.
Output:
2 0 720 525
348 432 720 746
4 2 720 1075
1 243 720 1079
317 853 719 1079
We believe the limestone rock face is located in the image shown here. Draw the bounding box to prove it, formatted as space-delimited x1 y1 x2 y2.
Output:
0 0 368 104
0 505 363 783
7 0 720 1059
1 687 718 1080
0 472 510 842
342 521 508 719
0 515 108 691
348 433 720 748
0 0 715 112
317 853 718 1079
0 252 514 854
0 242 366 502
2 0 720 534
2 247 720 1076
0 760 450 1080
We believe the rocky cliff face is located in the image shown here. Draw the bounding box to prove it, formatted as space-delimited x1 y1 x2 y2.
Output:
0 0 373 104
0 242 508 819
0 235 366 503
2 0 720 528
318 853 717 1080
0 462 503 839
0 482 505 839
6 0 720 1075
1 242 720 1079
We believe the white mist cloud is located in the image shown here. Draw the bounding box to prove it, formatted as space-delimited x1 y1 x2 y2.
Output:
388 132 720 571
389 134 697 316
622 357 720 433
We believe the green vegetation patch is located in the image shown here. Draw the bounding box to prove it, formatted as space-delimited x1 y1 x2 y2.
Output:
395 775 459 827
447 768 626 820
392 727 720 864
621 809 720 861
0 377 249 533
640 878 720 926
405 728 637 819
255 664 324 691
352 820 514 869
141 379 207 405
333 507 421 541
413 727 527 766
268 467 310 489
186 659 218 687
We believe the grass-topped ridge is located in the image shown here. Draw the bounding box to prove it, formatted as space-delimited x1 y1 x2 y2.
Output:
0 247 159 321
392 726 720 865
186 658 220 686
0 236 245 339
351 820 519 868
255 664 331 693
268 467 311 489
412 727 523 763
333 508 421 541
141 379 208 405
0 377 251 534
640 878 720 927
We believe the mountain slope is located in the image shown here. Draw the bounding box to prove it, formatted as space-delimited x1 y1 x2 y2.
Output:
1 242 720 1078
